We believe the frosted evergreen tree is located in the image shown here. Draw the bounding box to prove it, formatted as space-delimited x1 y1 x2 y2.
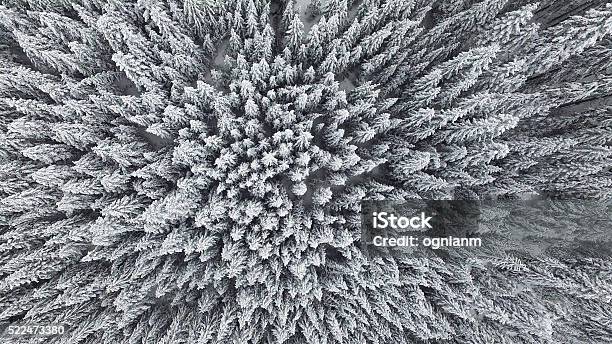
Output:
0 0 611 343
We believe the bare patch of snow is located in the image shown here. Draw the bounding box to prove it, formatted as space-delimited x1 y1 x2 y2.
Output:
339 70 358 92
340 77 356 92
296 0 320 34
213 38 229 67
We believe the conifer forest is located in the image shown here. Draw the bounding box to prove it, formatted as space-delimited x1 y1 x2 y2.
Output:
0 0 611 343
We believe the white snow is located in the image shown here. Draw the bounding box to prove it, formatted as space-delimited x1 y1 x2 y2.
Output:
296 0 320 33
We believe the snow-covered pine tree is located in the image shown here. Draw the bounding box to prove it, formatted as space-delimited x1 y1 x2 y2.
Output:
0 0 611 343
